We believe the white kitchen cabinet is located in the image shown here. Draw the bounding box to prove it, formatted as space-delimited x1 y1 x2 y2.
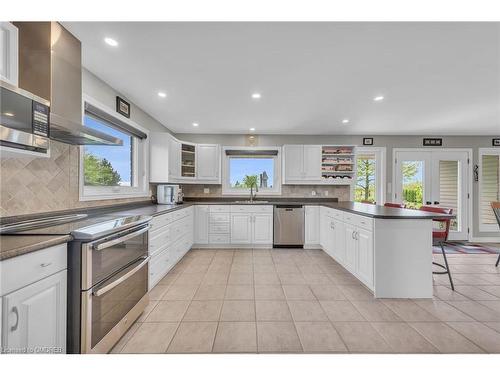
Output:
252 214 273 244
0 22 18 86
319 207 329 249
196 144 220 182
149 133 180 183
343 224 357 273
2 270 66 353
331 218 345 264
169 138 181 179
230 213 253 244
305 206 320 247
356 228 374 287
194 205 209 244
283 145 322 183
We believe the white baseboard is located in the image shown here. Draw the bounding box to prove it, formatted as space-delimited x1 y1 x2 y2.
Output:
470 237 500 243
304 244 321 249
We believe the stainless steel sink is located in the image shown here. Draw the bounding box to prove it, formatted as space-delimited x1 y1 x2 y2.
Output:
234 200 269 204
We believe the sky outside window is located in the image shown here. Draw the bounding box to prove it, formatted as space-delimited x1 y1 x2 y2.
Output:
229 157 274 188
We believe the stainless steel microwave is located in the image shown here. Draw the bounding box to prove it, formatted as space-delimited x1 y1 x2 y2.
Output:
0 80 50 154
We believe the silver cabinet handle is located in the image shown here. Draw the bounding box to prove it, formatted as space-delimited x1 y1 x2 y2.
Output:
93 256 150 297
93 225 149 251
352 231 356 239
11 306 19 332
40 262 52 268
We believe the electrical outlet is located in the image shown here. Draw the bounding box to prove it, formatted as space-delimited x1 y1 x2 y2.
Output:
311 190 316 196
203 188 210 194
324 190 329 196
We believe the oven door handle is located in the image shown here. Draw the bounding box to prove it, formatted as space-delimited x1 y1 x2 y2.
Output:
92 256 150 297
93 225 150 251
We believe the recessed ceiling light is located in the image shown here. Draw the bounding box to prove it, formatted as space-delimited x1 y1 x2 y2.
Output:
104 37 118 47
192 123 199 127
251 93 261 100
373 95 385 102
342 119 350 124
249 127 256 132
157 92 167 98
3 112 14 117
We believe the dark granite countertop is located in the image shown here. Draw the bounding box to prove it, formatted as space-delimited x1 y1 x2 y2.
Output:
0 234 72 261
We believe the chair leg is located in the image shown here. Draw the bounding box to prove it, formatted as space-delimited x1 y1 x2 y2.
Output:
440 243 454 290
496 253 500 267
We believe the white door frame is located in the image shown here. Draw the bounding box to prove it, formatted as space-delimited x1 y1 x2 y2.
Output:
392 148 473 241
355 147 387 205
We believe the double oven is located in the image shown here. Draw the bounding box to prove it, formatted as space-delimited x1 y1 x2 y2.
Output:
67 217 151 354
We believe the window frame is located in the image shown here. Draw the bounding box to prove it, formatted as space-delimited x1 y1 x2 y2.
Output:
355 147 386 205
221 146 282 196
79 95 150 201
478 148 500 232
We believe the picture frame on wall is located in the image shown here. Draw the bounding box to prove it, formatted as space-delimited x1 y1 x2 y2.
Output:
116 96 130 118
423 138 443 146
493 138 500 147
363 137 374 146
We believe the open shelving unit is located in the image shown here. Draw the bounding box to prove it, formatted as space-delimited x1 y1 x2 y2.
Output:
321 145 356 183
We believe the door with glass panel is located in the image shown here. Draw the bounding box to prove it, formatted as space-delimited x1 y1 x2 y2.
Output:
394 150 469 240
479 149 500 232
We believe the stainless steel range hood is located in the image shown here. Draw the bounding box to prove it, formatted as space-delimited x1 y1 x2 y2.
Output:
14 22 122 146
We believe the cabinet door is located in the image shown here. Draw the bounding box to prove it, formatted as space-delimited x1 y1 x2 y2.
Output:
284 145 304 181
303 145 322 180
344 224 356 273
356 228 374 287
230 213 252 244
252 214 273 245
194 205 209 244
304 206 319 245
333 219 346 265
168 138 181 178
0 22 18 86
196 144 219 180
2 270 66 353
319 208 329 249
324 218 335 258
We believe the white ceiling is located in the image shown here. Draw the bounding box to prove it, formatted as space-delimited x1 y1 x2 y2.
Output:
64 22 500 135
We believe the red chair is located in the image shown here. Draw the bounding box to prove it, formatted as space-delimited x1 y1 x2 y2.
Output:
384 202 406 208
420 205 454 290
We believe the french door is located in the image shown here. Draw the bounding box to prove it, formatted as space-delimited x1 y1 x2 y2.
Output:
394 149 470 240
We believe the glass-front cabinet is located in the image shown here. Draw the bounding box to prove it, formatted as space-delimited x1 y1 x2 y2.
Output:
181 143 196 178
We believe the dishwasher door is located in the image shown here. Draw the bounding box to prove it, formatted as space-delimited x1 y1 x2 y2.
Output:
273 205 304 247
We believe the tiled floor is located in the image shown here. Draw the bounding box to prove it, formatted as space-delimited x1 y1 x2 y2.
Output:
112 245 500 354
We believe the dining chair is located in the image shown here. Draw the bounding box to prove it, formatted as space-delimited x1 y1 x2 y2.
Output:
492 202 500 267
384 202 406 208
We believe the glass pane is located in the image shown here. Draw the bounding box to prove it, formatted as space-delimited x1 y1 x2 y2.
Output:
439 160 459 231
481 155 500 225
83 115 133 187
229 157 274 189
181 143 195 177
355 154 376 203
402 161 424 209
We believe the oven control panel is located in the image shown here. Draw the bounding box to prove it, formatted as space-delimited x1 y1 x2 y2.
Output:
32 101 50 137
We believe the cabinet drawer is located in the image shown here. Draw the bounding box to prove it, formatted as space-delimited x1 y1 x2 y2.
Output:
209 234 231 244
330 209 344 220
343 212 357 224
230 205 273 213
209 223 230 234
150 213 175 233
149 227 171 256
354 215 373 231
210 205 231 213
1 244 67 296
210 213 230 223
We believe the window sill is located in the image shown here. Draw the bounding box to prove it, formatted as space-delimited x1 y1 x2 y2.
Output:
79 190 150 202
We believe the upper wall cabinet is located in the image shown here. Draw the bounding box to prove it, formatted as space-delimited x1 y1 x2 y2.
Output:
150 132 220 184
0 22 19 86
283 144 356 185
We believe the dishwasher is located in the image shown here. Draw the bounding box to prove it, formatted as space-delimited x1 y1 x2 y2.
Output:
273 205 305 248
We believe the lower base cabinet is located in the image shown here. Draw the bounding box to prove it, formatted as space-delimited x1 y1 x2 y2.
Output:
2 270 67 354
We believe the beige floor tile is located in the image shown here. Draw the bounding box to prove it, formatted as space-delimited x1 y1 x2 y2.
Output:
295 322 347 352
382 300 440 322
454 285 499 301
288 300 329 322
477 300 500 313
256 300 293 321
136 300 159 322
320 300 366 322
183 300 223 321
146 300 190 322
254 272 281 285
447 322 500 353
477 285 500 298
162 284 199 300
173 272 206 286
432 285 470 301
213 322 257 353
157 273 178 285
339 284 374 300
275 264 301 274
350 300 402 322
446 300 500 321
484 322 500 334
253 263 276 273
332 322 391 353
413 300 474 322
225 284 255 299
201 272 229 285
183 264 210 274
167 322 218 353
279 273 308 285
231 264 253 273
122 322 178 353
282 285 316 300
371 322 438 353
193 284 227 300
110 323 140 353
228 272 254 285
255 285 286 300
257 322 303 352
309 284 347 300
149 283 170 300
302 273 334 285
297 264 324 274
220 300 256 321
409 322 483 353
